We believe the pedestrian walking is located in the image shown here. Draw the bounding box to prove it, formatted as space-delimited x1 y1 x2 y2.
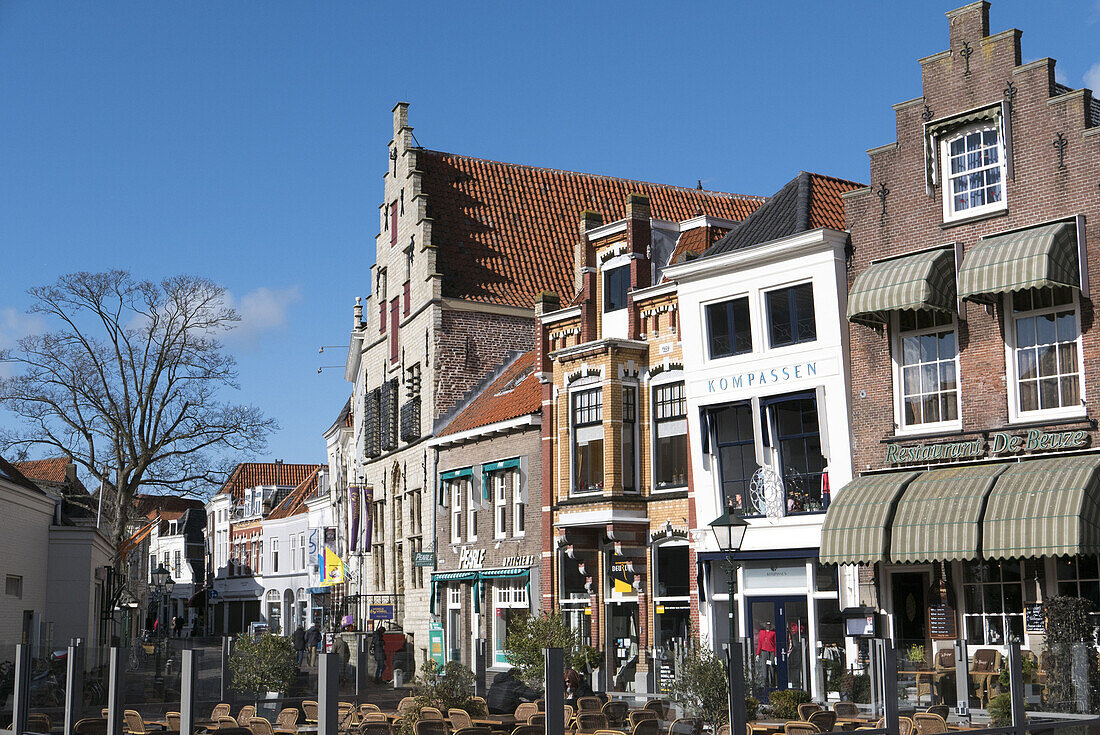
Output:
305 622 321 667
173 615 184 638
371 623 386 684
292 624 306 667
333 633 350 682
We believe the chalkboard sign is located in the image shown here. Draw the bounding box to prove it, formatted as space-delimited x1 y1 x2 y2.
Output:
658 663 675 694
928 603 957 640
1025 603 1045 633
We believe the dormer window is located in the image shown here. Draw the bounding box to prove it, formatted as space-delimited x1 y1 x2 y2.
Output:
942 123 1005 220
604 265 630 312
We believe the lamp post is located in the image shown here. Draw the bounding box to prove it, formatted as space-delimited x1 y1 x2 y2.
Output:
710 500 749 734
150 564 175 676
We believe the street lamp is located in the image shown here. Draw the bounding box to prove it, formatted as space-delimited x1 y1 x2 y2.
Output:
150 564 175 676
710 499 749 735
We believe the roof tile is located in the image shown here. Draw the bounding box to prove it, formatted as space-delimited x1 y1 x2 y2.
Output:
219 462 324 500
437 351 541 437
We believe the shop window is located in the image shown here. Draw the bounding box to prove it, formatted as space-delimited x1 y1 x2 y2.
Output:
560 548 594 602
1008 287 1082 417
1055 555 1100 629
814 561 839 592
895 310 959 428
447 586 462 663
654 382 687 489
706 296 752 359
766 283 817 348
449 480 463 544
941 123 1005 221
623 387 637 492
712 402 755 513
572 387 604 494
816 599 846 695
604 265 630 312
493 582 529 665
963 560 1024 645
654 543 690 599
493 472 507 540
767 395 827 513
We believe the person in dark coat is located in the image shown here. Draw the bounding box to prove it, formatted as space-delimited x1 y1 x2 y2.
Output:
487 669 541 714
564 668 594 704
292 625 306 666
333 633 351 681
305 623 322 667
371 624 387 684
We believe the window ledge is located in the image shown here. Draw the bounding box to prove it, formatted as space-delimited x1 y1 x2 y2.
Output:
1001 412 1093 430
940 207 1009 230
890 422 964 440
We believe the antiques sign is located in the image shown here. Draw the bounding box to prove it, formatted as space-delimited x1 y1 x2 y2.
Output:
885 429 1088 464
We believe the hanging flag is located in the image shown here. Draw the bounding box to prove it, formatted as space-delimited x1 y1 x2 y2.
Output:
321 548 345 586
349 486 361 553
363 487 374 550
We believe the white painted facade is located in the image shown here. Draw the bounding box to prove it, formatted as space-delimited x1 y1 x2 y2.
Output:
666 227 856 701
260 512 312 633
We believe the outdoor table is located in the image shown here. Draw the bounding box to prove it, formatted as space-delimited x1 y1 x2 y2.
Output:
747 720 787 735
471 715 517 731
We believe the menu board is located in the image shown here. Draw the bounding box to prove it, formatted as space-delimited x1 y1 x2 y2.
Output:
1025 603 1045 633
657 663 675 694
928 603 957 640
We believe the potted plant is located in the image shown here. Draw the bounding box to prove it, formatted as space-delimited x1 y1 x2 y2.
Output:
667 642 744 731
398 661 485 735
905 644 926 671
228 632 297 711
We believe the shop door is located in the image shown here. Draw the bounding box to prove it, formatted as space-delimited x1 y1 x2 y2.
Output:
608 602 639 692
891 572 928 653
749 597 809 700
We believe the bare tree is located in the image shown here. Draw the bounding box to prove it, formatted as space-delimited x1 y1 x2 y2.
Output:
0 270 277 548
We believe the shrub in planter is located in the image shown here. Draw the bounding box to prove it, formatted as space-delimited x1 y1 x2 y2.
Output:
228 633 297 697
988 693 1012 727
768 690 811 720
745 697 759 722
398 660 486 735
667 644 730 733
503 611 587 688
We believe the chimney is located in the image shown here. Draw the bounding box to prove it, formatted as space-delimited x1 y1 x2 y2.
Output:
534 292 561 375
946 2 990 51
534 291 560 318
354 297 364 330
392 102 409 137
626 193 652 288
65 461 77 487
574 210 603 294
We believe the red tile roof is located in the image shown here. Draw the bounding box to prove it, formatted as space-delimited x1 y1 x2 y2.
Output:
419 150 764 308
437 351 541 437
14 457 71 484
806 172 859 231
267 469 320 520
219 462 324 500
669 225 732 266
133 494 204 521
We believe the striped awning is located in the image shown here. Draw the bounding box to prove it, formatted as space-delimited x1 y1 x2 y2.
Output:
819 471 921 564
983 455 1100 559
957 221 1079 303
847 249 957 327
889 463 1008 563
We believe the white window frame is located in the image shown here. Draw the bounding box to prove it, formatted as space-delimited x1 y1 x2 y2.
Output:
652 539 691 603
1003 289 1085 423
650 373 688 493
511 469 525 538
450 480 463 544
940 121 1007 222
492 581 530 666
289 535 297 571
299 533 306 569
467 481 478 543
890 311 962 436
493 472 507 540
271 539 279 574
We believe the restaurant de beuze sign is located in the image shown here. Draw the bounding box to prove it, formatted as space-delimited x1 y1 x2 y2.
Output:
885 429 1089 464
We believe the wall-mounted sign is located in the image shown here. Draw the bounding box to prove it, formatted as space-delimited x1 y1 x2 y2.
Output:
413 552 436 568
428 626 445 667
928 603 957 640
458 547 486 570
369 604 394 621
501 555 536 568
885 429 1089 464
705 361 820 394
1025 603 1045 633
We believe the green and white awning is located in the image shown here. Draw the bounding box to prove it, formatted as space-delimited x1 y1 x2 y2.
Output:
889 463 1008 563
983 455 1100 559
957 221 1079 303
847 249 957 327
819 472 921 564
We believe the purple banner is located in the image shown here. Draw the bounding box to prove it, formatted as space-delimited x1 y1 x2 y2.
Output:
349 485 361 552
362 487 374 550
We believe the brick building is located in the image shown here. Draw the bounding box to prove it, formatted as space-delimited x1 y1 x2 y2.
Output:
429 350 542 672
821 0 1100 699
665 171 862 702
336 102 763 660
538 194 758 693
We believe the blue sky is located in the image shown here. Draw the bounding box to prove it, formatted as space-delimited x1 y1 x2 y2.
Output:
2 1 1099 481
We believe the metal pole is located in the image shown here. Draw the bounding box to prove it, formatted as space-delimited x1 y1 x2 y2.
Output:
64 639 85 735
727 564 737 729
318 653 339 735
954 639 970 720
728 641 747 735
1006 643 1025 735
883 641 900 735
107 647 125 735
12 643 30 735
355 636 369 699
475 639 487 699
220 636 230 702
181 649 197 735
544 647 565 735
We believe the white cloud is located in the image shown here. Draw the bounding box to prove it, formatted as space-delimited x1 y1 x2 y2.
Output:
1085 62 1100 93
0 308 46 377
1056 66 1071 86
222 286 302 348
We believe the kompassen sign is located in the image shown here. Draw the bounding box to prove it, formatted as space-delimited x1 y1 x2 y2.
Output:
885 429 1088 463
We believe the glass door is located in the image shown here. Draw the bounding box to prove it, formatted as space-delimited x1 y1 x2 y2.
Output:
749 596 810 700
608 602 639 691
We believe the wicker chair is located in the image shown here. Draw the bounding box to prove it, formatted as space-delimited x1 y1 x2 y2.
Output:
667 718 702 735
398 698 417 714
630 711 658 727
602 701 629 727
277 709 301 729
509 727 542 735
577 713 609 733
362 714 390 724
717 727 730 735
213 705 233 721
359 705 381 717
251 718 277 735
643 701 669 720
74 718 109 735
359 723 394 735
214 729 254 735
832 703 858 719
238 707 256 724
420 708 445 721
784 723 819 735
448 709 474 730
514 704 538 723
414 720 448 735
798 704 823 721
125 710 153 734
452 728 492 735
218 716 241 730
913 714 947 735
165 712 182 732
925 706 949 722
25 713 52 733
595 730 624 735
302 702 319 724
527 714 545 727
808 711 836 733
898 718 916 735
577 697 602 713
632 720 660 735
470 697 488 713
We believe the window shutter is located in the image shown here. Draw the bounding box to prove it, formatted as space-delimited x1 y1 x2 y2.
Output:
391 202 398 246
379 302 386 333
400 396 421 442
364 388 381 458
390 298 400 362
381 378 398 451
403 281 411 315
